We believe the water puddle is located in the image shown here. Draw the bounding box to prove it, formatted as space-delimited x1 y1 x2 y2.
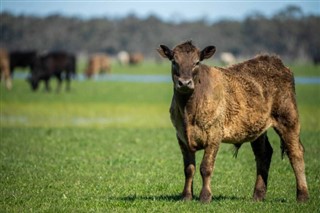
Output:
72 117 130 125
0 115 131 126
0 115 28 124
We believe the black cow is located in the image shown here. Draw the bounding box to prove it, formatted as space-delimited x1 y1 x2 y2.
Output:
28 51 76 92
312 53 320 65
10 50 37 76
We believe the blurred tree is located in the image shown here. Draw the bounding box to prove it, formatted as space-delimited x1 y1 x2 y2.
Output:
0 5 319 62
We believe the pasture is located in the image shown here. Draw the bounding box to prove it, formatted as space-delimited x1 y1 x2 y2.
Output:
0 62 319 212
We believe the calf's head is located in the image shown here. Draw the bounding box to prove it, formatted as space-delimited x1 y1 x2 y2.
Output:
157 41 216 94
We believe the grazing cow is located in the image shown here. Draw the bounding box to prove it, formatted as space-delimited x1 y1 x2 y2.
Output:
157 41 309 203
85 54 111 78
0 49 12 90
28 51 75 91
129 52 144 65
9 50 37 76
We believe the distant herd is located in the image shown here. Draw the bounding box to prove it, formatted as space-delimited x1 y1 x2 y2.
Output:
0 49 144 91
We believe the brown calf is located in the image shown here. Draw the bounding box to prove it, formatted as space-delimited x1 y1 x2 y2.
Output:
157 41 309 203
85 54 111 78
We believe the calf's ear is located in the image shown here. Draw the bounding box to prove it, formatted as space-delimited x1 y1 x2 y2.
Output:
200 46 216 61
157 45 173 60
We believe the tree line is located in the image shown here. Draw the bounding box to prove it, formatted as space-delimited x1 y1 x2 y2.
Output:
1 5 319 61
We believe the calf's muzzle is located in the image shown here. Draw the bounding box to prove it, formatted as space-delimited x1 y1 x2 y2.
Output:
176 77 194 93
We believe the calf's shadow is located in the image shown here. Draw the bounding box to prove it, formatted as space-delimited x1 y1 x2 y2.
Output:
111 194 245 202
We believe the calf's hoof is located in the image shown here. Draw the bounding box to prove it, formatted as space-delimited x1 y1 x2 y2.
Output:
253 188 266 202
181 192 193 201
200 190 212 203
297 190 309 203
253 196 265 202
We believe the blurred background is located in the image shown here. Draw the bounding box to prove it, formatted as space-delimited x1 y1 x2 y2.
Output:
1 2 320 211
1 1 320 63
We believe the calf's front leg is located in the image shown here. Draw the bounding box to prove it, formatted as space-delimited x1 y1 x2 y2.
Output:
178 137 195 201
200 142 220 203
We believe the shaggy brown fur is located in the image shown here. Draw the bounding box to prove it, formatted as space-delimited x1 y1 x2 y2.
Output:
157 40 309 203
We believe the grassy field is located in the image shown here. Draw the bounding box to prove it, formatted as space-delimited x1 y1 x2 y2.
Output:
1 62 320 212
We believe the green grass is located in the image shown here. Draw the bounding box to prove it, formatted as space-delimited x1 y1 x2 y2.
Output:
1 64 320 212
289 63 320 77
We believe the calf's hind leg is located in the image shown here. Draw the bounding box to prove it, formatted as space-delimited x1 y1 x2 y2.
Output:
274 124 309 202
250 133 273 201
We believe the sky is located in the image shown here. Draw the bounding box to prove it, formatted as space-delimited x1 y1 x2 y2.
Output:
1 1 320 22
